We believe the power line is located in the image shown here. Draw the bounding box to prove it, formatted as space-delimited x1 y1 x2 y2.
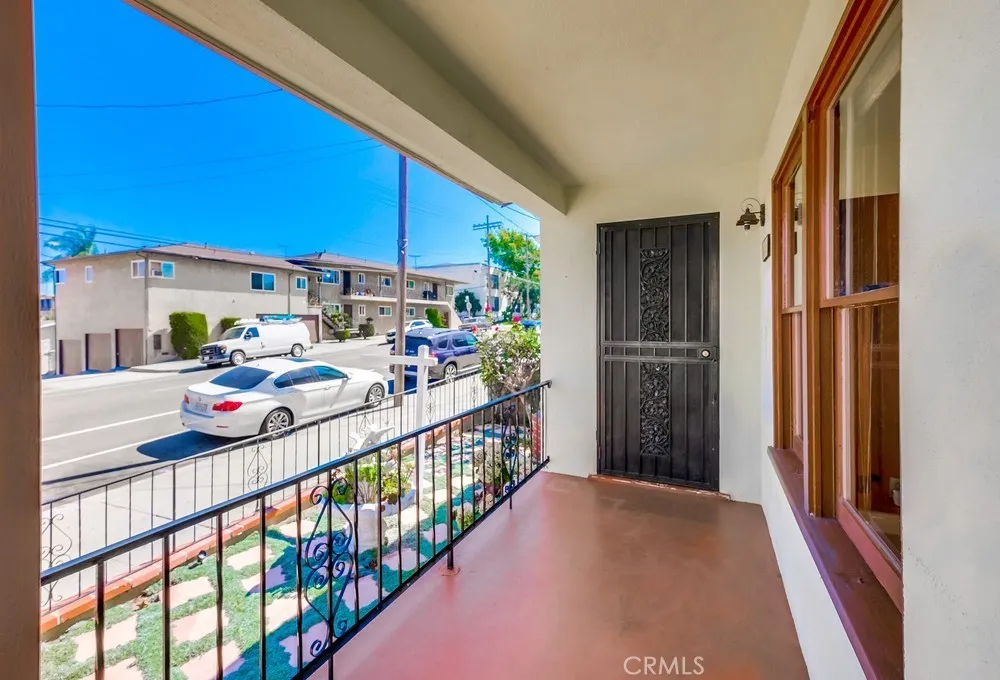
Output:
39 219 185 246
501 204 539 221
36 88 282 110
40 138 374 179
476 196 533 234
39 143 382 196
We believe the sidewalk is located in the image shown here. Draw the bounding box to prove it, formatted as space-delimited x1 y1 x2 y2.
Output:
129 336 387 373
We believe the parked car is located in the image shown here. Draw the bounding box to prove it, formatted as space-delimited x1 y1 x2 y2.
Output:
180 358 387 438
389 327 480 380
199 317 313 367
520 319 541 330
385 318 432 345
459 316 491 332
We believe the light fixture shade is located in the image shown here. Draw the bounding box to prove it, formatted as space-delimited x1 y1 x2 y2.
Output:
736 207 759 228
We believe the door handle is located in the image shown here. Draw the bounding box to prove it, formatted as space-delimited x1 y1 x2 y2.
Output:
701 349 712 359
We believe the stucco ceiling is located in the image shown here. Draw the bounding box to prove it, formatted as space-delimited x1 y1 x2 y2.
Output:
363 0 811 187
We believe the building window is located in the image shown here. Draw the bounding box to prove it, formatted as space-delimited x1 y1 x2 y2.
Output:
357 273 366 285
40 298 53 312
251 271 276 292
407 307 416 317
381 276 392 287
131 260 145 278
295 276 307 290
406 280 415 289
85 266 93 283
332 304 342 312
423 281 431 291
833 3 902 562
492 297 500 311
378 306 392 317
321 269 341 285
490 274 499 289
772 0 902 610
150 260 175 279
54 269 67 285
358 305 366 317
153 334 162 352
445 285 454 297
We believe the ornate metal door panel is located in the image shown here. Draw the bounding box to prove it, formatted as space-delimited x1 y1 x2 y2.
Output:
597 214 720 490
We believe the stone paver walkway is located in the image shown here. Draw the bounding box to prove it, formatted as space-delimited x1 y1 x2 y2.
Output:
73 615 137 662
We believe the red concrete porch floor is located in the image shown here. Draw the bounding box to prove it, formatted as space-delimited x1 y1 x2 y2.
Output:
328 472 807 680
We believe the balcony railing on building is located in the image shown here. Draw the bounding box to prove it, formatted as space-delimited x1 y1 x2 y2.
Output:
39 381 549 680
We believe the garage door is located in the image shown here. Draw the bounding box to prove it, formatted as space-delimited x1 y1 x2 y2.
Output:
115 329 145 368
86 333 114 372
60 339 84 376
300 315 319 343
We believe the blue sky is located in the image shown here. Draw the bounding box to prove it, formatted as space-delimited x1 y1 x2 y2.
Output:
33 0 537 266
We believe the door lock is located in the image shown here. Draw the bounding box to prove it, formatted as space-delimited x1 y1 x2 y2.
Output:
701 349 712 359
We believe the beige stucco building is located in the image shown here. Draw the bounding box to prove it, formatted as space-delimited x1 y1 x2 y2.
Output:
50 244 310 372
290 252 462 334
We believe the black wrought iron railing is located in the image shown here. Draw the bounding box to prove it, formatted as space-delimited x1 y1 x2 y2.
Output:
41 371 486 607
40 381 548 680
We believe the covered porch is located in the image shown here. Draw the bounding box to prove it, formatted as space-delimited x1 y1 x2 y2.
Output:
4 0 1000 678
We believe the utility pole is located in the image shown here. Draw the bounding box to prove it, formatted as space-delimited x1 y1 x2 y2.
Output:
394 155 408 404
473 215 502 315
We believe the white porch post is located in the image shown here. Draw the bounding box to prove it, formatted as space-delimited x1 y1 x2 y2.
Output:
388 345 437 517
0 0 41 675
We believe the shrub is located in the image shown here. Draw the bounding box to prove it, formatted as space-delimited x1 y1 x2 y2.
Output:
219 316 241 332
478 323 541 397
425 308 446 328
359 323 375 338
169 312 209 360
332 457 415 505
334 329 351 343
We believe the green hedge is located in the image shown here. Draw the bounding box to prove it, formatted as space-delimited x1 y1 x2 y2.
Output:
220 316 241 332
334 329 351 343
169 312 209 360
358 323 375 339
425 308 446 328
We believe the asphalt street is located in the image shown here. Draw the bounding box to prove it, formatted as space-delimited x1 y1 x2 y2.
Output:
41 339 395 502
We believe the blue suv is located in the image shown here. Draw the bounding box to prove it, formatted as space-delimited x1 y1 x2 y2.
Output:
390 327 480 380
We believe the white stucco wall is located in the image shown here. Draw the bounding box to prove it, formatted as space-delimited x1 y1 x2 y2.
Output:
541 161 763 502
753 2 866 678
900 1 1000 676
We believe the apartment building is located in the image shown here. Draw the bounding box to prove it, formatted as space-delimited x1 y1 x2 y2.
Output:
50 244 311 373
289 252 462 334
413 261 511 316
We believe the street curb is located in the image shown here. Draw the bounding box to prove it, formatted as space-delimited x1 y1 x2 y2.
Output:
40 419 462 638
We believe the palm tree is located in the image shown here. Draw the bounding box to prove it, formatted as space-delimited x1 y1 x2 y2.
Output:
44 224 99 258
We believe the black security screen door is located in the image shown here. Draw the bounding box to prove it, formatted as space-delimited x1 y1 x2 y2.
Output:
597 213 720 490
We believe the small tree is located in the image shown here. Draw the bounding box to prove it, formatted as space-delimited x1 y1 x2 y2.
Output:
359 317 376 338
220 317 241 332
455 289 482 316
425 308 446 328
334 329 351 343
169 312 209 360
477 324 540 397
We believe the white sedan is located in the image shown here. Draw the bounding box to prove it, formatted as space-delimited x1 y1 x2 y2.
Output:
180 358 388 438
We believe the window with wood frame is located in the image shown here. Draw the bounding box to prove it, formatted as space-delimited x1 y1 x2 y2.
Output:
773 0 902 611
831 2 902 600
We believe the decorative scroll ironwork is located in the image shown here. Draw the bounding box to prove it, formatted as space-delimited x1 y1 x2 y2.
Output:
246 444 269 491
40 512 73 609
302 476 355 659
499 403 521 495
640 248 671 342
639 363 671 457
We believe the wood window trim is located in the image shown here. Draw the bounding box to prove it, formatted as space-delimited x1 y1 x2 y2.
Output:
769 447 902 679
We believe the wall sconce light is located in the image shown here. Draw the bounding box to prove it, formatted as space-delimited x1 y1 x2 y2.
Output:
736 199 766 230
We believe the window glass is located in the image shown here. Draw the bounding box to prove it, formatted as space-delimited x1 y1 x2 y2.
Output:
834 6 901 296
434 336 450 350
321 270 340 284
846 301 901 555
405 336 432 353
791 165 804 306
85 266 93 283
290 368 318 386
220 326 244 340
153 334 162 351
382 276 392 287
251 272 276 291
379 306 391 316
407 307 415 317
245 327 260 339
161 262 175 279
55 269 67 284
296 276 307 290
131 260 145 278
357 273 366 284
406 280 415 289
210 366 271 389
313 365 347 381
453 333 477 348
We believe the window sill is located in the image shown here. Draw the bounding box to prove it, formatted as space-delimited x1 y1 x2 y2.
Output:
768 447 902 680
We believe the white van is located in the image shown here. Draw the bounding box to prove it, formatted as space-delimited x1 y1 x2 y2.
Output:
199 316 313 366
